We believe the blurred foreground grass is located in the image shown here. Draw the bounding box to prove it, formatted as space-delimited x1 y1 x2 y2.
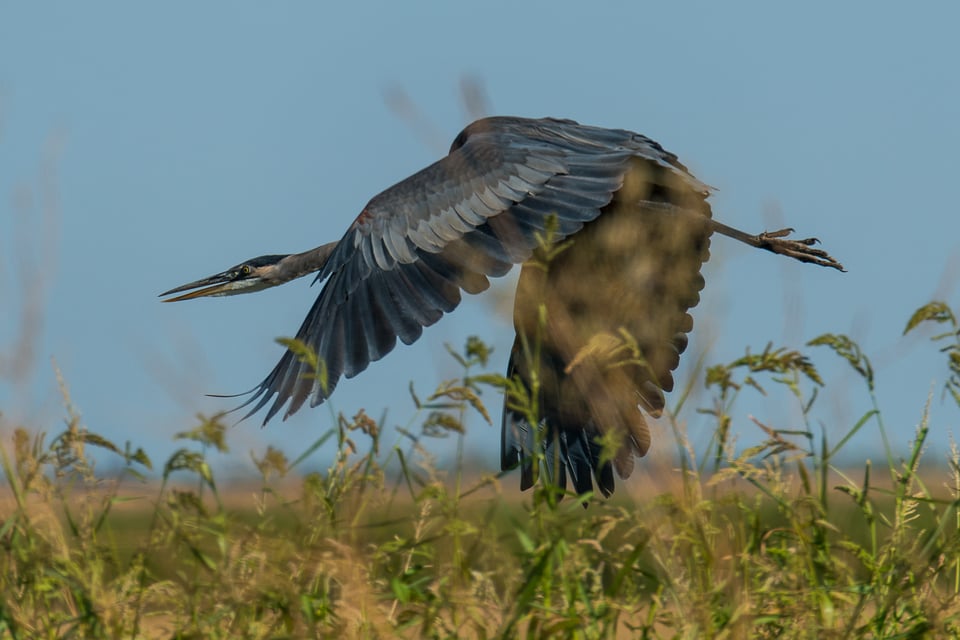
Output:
2 301 960 639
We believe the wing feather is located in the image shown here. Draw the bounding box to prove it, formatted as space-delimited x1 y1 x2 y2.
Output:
238 116 707 424
344 291 371 377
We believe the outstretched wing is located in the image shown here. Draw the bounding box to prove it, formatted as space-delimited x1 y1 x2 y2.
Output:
239 116 709 423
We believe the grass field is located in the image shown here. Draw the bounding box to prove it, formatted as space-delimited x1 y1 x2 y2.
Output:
3 302 960 639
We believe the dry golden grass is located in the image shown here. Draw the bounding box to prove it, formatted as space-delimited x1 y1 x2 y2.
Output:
3 311 960 638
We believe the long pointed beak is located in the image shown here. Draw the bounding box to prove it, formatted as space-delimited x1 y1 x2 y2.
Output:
160 271 261 302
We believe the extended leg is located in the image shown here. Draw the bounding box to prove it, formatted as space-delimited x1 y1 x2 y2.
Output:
708 220 845 272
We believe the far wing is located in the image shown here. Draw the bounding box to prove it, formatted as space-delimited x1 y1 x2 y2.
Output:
238 117 707 423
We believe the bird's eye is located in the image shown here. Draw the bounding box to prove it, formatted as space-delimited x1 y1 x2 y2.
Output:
240 265 252 276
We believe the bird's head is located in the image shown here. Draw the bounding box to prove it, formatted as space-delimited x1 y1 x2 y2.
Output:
160 254 290 302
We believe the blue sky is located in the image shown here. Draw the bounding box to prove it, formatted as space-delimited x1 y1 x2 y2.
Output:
2 3 959 483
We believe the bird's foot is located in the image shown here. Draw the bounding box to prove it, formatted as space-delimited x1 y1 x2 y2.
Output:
757 227 845 271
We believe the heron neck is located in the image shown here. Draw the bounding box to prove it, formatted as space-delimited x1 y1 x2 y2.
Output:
271 242 338 285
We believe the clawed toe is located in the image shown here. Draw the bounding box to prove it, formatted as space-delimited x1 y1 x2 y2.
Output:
760 229 819 246
706 218 845 272
761 227 795 240
759 229 845 271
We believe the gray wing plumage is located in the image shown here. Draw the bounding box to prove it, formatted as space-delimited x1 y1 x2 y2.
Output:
238 116 709 426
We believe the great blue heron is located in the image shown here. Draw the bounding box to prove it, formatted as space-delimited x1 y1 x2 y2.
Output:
161 116 843 497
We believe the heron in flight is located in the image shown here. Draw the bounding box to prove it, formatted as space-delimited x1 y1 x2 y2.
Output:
161 116 842 497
